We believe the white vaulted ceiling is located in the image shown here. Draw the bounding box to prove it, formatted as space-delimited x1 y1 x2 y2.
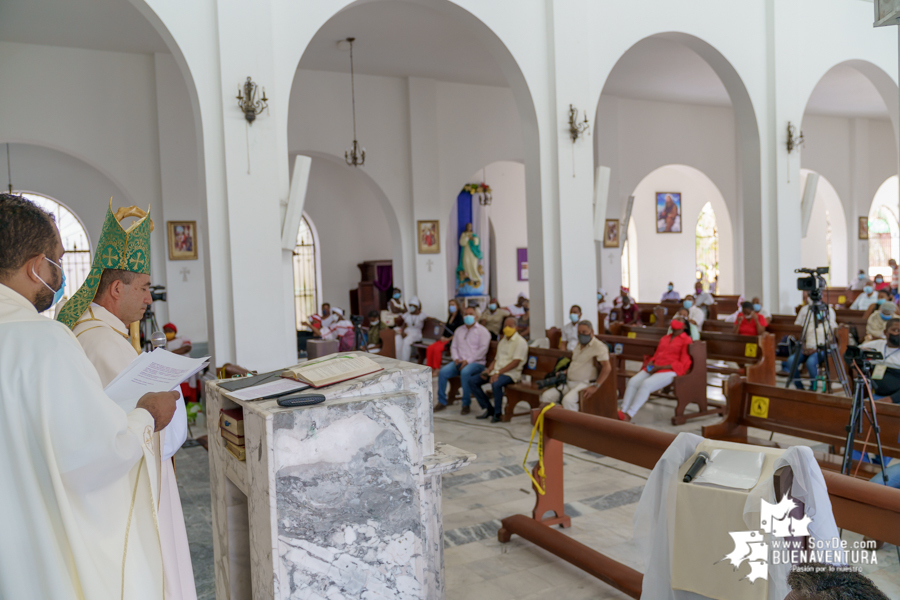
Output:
0 0 169 54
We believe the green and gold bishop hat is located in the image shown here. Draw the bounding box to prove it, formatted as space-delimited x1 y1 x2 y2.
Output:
57 200 153 328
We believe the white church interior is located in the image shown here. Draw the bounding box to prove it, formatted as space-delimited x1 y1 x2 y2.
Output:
5 0 900 598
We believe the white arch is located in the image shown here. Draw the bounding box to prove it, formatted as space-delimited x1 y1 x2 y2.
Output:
629 164 735 300
799 170 849 286
869 176 900 276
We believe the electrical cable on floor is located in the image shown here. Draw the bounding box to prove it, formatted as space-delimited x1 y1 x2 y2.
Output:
433 415 650 480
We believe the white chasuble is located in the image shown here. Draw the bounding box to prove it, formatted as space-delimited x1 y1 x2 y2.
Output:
73 303 196 600
0 284 162 600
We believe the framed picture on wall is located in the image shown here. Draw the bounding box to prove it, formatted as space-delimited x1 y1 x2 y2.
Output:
167 221 198 260
417 220 440 254
656 192 682 233
859 216 870 240
603 219 620 248
517 248 528 281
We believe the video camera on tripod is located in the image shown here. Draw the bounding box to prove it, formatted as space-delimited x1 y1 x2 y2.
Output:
796 266 829 301
140 284 167 351
843 346 885 378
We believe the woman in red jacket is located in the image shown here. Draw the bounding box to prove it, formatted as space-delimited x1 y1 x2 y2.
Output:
619 315 693 422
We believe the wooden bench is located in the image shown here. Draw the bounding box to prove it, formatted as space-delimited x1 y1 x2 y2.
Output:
498 406 900 599
412 317 448 364
704 375 900 477
823 287 861 307
597 335 713 424
713 294 740 315
634 302 683 325
619 326 776 385
504 347 618 422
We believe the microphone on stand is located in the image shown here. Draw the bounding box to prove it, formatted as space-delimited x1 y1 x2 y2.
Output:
150 331 168 350
683 451 711 483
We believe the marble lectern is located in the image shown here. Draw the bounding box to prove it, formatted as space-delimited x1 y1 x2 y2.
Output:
205 353 474 599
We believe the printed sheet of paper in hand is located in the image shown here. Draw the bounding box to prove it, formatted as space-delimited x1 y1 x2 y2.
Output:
281 354 382 388
104 348 209 411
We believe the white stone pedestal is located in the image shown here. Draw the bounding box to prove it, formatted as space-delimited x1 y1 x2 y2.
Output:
205 353 474 599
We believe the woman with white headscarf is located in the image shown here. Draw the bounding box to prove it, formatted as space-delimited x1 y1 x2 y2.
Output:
395 296 427 362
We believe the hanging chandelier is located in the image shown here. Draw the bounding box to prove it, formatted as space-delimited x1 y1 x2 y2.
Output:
344 37 366 167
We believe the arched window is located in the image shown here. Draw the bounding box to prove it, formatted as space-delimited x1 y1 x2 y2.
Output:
621 240 630 290
695 202 719 285
292 216 318 330
18 192 92 319
869 176 899 278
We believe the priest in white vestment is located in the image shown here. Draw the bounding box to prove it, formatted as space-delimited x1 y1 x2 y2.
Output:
58 202 196 600
0 193 177 600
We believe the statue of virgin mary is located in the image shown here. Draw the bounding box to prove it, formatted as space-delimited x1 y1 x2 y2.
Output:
457 222 483 289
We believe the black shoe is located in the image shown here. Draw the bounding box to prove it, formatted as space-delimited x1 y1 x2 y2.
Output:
491 415 502 423
460 406 471 415
433 403 447 412
476 409 493 420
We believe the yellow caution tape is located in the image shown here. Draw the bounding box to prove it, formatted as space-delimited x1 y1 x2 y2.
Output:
522 403 557 495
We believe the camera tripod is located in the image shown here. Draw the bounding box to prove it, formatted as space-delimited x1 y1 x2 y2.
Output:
140 306 161 352
784 298 851 396
841 362 899 562
353 320 366 351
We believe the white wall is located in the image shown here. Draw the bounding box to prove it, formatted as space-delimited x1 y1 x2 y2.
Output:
596 96 739 297
301 156 394 312
155 53 208 344
629 164 735 301
799 170 849 286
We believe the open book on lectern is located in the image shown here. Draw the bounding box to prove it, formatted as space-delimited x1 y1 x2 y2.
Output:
281 354 383 388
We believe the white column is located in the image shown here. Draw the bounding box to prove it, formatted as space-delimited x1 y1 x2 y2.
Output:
764 0 804 312
407 77 447 317
213 0 295 370
546 0 598 329
850 118 871 277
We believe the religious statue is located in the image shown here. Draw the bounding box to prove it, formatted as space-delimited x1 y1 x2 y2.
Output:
457 222 483 289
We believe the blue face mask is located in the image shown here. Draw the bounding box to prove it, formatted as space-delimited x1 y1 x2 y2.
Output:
449 305 457 314
753 303 762 312
882 312 893 321
597 294 603 301
683 300 693 309
859 273 866 280
488 303 497 311
33 257 66 308
865 286 874 295
463 315 476 326
667 285 674 291
393 292 401 300
569 313 580 323
877 298 886 306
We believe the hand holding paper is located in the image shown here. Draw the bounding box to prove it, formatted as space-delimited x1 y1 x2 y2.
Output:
104 348 209 411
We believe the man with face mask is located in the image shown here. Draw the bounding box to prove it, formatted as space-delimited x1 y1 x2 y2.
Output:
850 269 872 291
861 318 900 490
560 304 583 351
682 294 705 328
435 307 490 414
0 194 177 599
479 297 510 341
366 310 390 353
865 301 898 341
850 283 880 311
541 321 612 411
58 202 194 600
661 281 680 302
471 316 528 422
692 281 715 317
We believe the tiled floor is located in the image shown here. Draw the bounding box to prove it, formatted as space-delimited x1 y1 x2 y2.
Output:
174 370 900 599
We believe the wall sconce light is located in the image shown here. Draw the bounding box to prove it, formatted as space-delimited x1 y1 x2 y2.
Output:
236 77 268 124
568 104 590 142
786 121 805 154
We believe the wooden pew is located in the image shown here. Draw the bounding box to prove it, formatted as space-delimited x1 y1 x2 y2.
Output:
597 335 713 424
412 317 448 364
635 301 682 325
619 326 776 385
713 294 740 315
498 406 900 600
823 287 861 307
371 327 396 359
704 375 900 477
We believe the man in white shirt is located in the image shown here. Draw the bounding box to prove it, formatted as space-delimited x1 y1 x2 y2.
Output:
850 270 872 291
682 294 705 328
851 285 879 311
692 281 715 317
861 319 900 370
597 288 614 315
560 304 582 351
507 292 528 317
795 297 837 329
396 296 427 361
661 282 680 302
0 193 177 600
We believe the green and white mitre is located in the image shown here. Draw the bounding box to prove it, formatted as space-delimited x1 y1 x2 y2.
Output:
57 200 153 329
